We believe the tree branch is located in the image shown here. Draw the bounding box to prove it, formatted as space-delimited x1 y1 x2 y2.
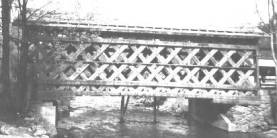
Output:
17 0 22 11
255 0 269 33
33 10 57 21
27 1 53 20
272 0 276 25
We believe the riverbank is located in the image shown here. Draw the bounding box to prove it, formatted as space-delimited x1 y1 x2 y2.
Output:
0 110 57 138
0 96 277 138
0 96 56 138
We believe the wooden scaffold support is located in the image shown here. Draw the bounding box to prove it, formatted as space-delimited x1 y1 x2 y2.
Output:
120 96 130 123
153 97 157 123
124 96 130 115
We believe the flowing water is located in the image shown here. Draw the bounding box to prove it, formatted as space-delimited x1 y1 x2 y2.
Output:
57 96 268 138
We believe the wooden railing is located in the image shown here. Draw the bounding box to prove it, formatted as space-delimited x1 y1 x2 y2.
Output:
261 76 276 89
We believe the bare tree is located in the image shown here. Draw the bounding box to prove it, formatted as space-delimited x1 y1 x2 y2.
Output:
1 0 13 111
16 0 29 114
258 0 277 123
2 0 56 114
267 0 277 123
13 0 57 114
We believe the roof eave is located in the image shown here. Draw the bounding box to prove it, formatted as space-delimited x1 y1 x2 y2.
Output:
26 20 269 39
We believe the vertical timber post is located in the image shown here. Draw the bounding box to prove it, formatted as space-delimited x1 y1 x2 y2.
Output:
188 98 193 125
153 97 157 123
123 96 130 115
120 96 125 123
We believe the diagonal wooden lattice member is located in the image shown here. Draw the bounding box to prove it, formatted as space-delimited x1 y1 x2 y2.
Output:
33 37 259 103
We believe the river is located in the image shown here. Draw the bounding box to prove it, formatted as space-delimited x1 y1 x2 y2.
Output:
56 96 269 138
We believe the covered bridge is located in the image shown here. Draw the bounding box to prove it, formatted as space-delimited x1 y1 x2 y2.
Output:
25 19 269 105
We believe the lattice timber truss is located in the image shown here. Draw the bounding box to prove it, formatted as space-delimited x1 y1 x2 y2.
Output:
33 36 259 102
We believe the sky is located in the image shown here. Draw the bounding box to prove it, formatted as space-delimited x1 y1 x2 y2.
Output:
27 0 270 29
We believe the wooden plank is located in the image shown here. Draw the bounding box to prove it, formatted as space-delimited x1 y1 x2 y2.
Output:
254 50 261 92
162 47 182 64
29 36 258 50
108 65 128 81
234 51 252 67
216 50 236 66
127 46 146 62
218 69 236 85
27 21 266 38
106 45 128 62
39 80 258 91
212 97 265 105
164 67 182 82
139 47 164 63
44 60 257 70
145 66 164 82
123 96 130 115
70 43 90 61
120 96 125 123
36 89 262 105
127 65 147 81
236 70 255 86
91 44 110 60
153 97 157 123
182 68 200 83
68 64 90 80
182 49 200 65
199 49 218 65
87 64 109 80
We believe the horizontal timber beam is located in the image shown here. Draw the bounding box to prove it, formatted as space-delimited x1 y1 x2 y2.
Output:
39 80 258 91
30 36 258 50
36 90 262 105
26 20 267 39
50 60 257 70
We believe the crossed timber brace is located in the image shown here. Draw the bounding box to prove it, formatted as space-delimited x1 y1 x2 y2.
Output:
28 26 260 104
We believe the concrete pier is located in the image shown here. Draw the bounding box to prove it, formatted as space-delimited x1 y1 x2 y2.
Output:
188 98 234 131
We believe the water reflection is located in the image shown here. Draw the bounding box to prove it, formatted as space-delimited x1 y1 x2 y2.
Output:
58 110 266 138
57 96 267 138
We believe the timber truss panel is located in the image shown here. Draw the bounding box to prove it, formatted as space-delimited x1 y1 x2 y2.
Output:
30 29 260 103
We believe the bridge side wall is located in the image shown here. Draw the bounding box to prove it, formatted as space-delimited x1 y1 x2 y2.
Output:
27 26 260 104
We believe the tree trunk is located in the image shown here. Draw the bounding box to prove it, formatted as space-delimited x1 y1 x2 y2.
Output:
270 33 277 123
1 0 12 110
18 0 30 114
268 0 277 124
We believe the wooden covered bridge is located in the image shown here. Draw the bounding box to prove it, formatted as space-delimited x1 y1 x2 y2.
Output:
25 20 269 124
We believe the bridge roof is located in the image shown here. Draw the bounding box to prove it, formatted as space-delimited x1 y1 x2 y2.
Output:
27 19 268 39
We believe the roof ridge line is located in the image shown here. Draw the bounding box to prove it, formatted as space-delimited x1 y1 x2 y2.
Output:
27 20 268 38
